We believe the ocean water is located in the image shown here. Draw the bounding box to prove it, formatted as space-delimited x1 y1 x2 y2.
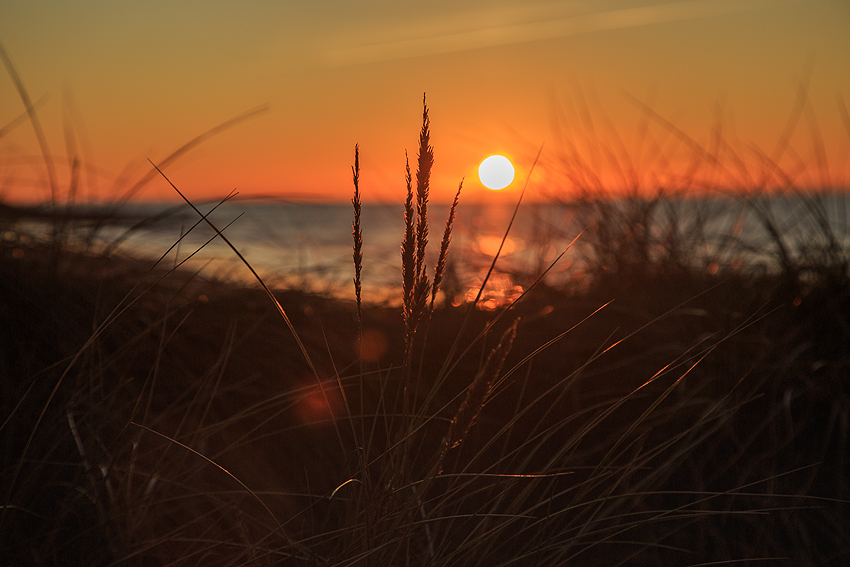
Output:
93 199 583 304
20 191 850 305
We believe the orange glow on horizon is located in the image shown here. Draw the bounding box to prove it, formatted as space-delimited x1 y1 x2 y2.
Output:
1 2 848 205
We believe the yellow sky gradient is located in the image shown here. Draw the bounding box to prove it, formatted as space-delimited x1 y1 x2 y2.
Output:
1 0 849 204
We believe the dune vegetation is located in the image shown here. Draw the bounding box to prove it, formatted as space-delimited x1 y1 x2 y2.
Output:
2 76 850 567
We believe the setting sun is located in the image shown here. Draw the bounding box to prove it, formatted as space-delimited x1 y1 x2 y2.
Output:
478 155 515 190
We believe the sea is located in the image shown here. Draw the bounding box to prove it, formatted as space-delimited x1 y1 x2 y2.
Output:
13 192 850 305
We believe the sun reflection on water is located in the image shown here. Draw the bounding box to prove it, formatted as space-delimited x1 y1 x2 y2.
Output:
472 235 523 257
464 272 524 310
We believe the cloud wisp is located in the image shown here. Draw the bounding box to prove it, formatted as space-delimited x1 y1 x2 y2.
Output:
324 0 783 67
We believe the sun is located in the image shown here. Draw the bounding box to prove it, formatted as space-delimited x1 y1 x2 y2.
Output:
478 155 515 190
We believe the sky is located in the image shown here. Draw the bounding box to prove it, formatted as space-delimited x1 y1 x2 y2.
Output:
1 0 849 204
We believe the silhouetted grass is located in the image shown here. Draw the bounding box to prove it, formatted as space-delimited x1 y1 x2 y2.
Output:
1 70 849 567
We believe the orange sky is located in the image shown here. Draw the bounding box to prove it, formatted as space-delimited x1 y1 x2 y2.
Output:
1 0 849 204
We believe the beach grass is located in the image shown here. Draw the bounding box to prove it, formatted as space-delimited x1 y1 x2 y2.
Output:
2 90 850 567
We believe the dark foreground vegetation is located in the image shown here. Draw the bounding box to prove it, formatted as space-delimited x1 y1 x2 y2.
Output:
3 103 850 566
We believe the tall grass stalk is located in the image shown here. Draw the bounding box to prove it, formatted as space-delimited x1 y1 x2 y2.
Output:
352 143 363 352
147 160 317 378
0 40 58 213
431 182 462 311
